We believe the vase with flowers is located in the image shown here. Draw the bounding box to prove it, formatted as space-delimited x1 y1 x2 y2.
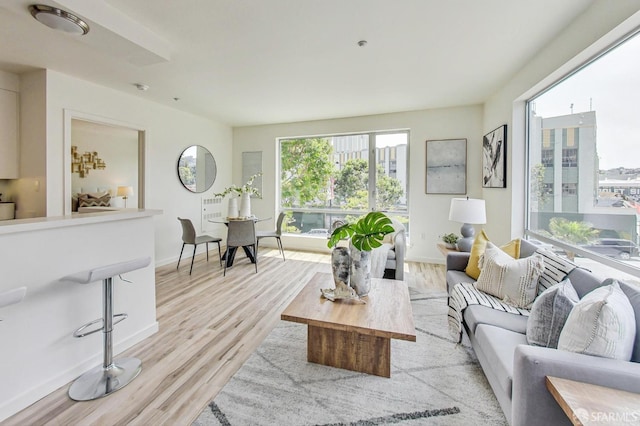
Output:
214 172 262 218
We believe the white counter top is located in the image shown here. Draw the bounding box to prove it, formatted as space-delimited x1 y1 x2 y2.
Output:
0 208 162 236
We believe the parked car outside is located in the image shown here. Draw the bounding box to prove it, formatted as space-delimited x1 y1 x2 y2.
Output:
306 228 329 238
581 238 639 260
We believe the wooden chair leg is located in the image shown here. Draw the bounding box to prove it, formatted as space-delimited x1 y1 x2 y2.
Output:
206 242 209 262
177 243 186 269
217 242 222 267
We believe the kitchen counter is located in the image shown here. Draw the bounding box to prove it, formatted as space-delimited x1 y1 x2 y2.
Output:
0 208 161 235
0 208 161 421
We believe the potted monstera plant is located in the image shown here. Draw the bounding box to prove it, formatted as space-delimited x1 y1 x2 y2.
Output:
327 211 395 296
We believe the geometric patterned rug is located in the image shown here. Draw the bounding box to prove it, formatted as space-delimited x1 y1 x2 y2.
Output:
193 289 508 425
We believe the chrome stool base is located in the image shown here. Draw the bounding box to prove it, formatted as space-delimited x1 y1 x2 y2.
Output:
68 357 142 401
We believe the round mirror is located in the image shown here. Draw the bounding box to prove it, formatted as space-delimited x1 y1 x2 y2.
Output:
177 145 217 193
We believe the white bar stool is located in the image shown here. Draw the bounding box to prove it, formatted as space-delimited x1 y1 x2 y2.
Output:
63 257 150 401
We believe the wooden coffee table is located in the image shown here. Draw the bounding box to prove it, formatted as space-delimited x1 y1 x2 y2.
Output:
281 272 416 377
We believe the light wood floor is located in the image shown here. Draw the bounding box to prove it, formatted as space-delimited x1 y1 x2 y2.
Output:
5 249 445 426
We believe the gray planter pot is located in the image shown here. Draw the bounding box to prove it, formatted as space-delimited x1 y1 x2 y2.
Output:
349 242 371 296
331 247 351 287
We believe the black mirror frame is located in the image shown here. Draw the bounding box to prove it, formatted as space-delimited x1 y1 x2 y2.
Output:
177 145 217 193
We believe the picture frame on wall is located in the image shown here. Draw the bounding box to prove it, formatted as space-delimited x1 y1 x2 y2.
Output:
482 124 507 188
425 138 467 194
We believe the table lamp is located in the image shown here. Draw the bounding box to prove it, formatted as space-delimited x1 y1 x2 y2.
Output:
449 197 486 252
117 186 134 208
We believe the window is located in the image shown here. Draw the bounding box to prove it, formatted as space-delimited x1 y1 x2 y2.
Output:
562 183 577 195
562 148 578 167
526 30 640 283
278 131 409 237
541 149 554 167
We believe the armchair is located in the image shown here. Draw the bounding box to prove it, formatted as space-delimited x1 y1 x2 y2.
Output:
383 219 406 281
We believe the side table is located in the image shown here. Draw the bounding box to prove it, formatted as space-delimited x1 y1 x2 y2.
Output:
546 375 640 425
437 242 459 258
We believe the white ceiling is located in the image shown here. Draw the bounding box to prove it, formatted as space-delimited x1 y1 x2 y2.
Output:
0 0 596 126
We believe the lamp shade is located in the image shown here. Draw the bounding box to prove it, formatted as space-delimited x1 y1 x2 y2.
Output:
449 198 486 224
117 186 134 197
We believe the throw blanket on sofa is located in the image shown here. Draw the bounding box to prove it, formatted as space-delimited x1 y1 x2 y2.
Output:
448 283 530 343
535 248 578 296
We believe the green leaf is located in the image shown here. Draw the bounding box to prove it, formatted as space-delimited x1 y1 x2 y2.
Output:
327 223 355 248
329 212 394 251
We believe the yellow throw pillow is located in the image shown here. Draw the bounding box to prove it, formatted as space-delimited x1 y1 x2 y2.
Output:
465 230 490 280
501 238 521 259
464 230 521 280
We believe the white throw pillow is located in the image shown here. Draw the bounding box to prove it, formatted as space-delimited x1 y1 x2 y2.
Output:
558 280 636 361
475 243 544 308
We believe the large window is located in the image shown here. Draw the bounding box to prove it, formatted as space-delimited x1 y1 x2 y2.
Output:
526 30 640 283
279 131 409 237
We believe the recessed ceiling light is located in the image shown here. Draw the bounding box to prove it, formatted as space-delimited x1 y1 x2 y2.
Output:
357 40 367 47
134 83 149 91
29 4 89 35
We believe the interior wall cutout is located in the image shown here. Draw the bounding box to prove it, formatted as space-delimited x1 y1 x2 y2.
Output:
64 110 147 214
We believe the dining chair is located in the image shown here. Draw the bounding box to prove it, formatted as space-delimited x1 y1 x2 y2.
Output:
177 217 222 275
224 219 258 276
256 211 286 261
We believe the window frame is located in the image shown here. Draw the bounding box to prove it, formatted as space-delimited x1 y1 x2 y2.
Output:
525 27 640 280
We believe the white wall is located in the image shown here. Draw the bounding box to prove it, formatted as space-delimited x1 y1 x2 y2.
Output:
43 70 232 264
482 1 640 244
233 105 483 264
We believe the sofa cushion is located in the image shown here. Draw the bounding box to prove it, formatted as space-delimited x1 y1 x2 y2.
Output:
464 305 529 335
476 243 544 308
475 324 528 397
558 280 636 361
526 279 579 348
77 192 111 208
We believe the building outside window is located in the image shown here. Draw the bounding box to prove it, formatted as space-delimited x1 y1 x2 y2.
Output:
526 30 640 284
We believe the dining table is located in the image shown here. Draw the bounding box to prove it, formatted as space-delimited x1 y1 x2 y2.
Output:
209 216 270 267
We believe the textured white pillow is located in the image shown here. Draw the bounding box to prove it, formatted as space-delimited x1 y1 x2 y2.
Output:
475 243 544 308
558 280 636 360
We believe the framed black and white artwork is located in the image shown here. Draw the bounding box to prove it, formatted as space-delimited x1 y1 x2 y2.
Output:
482 125 507 188
425 138 467 194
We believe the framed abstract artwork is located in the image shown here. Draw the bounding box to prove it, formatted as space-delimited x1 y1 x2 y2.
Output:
482 124 507 188
425 138 467 194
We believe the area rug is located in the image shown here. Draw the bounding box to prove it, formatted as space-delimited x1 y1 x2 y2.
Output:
193 288 508 425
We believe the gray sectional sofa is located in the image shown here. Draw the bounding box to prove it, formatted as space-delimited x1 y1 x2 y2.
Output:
446 239 640 426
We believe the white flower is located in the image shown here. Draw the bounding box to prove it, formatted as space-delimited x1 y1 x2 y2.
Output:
214 172 262 198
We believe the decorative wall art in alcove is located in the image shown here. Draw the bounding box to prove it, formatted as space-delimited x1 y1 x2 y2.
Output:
425 138 467 194
71 145 106 178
